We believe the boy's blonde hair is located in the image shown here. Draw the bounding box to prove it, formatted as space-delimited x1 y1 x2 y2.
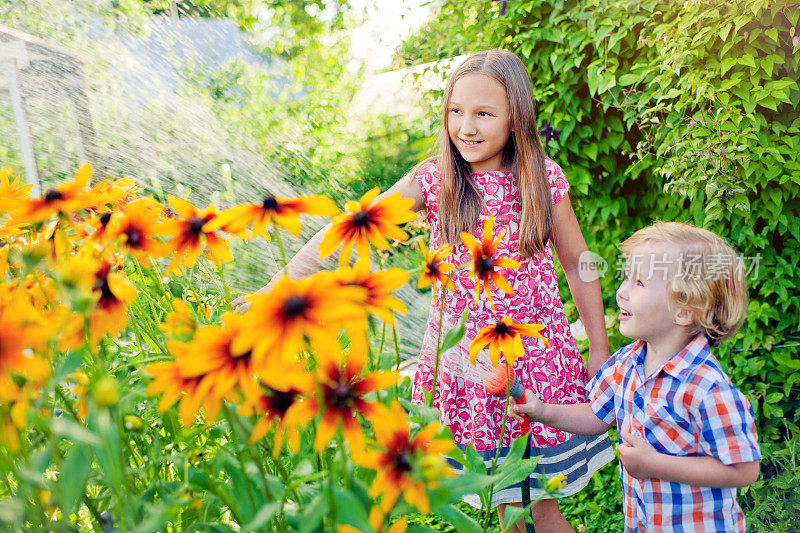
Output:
620 222 748 345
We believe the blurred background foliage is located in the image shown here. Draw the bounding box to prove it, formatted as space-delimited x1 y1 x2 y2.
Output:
1 0 798 530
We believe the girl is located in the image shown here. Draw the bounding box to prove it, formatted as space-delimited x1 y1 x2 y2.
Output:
234 49 614 532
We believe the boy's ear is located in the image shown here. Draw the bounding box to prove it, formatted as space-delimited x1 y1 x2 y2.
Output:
673 307 693 327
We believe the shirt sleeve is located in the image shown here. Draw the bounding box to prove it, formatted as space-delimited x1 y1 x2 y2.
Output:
586 348 624 426
693 382 762 465
413 158 439 214
545 159 570 205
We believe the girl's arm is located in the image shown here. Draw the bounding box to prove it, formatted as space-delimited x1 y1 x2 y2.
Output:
550 193 610 377
511 390 612 436
232 171 426 312
617 434 761 487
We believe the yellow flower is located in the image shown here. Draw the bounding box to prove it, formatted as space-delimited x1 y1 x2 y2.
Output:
208 194 339 237
106 197 169 266
233 271 367 364
88 176 142 209
335 260 408 325
545 473 567 493
161 195 234 273
12 163 98 223
319 188 415 266
416 241 455 301
0 287 53 383
144 356 216 428
461 216 519 307
469 315 549 368
307 340 397 454
237 369 316 457
356 401 454 514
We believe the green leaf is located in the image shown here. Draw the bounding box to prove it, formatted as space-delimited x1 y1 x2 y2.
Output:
243 502 281 531
494 458 540 492
59 444 91 516
440 504 483 533
503 505 528 532
740 54 756 68
50 419 100 446
438 309 468 354
618 73 639 86
465 444 486 475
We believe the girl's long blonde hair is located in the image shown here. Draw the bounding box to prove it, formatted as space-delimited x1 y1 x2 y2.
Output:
437 49 553 258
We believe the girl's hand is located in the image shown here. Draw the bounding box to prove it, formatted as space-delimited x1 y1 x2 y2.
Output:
231 294 251 313
586 349 610 378
617 433 658 480
510 389 543 422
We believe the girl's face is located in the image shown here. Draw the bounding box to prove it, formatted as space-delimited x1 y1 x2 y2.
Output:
447 73 512 173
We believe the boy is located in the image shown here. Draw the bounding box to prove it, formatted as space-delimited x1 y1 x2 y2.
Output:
512 222 761 531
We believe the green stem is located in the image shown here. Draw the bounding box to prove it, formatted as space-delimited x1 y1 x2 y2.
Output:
429 284 448 407
484 365 513 531
272 229 288 268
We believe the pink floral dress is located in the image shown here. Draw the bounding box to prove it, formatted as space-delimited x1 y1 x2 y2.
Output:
411 158 614 505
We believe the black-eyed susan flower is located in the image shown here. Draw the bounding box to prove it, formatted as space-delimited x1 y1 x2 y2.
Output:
161 195 234 273
469 315 549 367
144 355 217 428
88 257 138 345
89 176 142 209
356 401 454 514
0 381 36 453
237 370 316 457
208 194 338 237
106 197 169 266
417 241 455 301
318 188 416 266
335 260 408 325
12 163 97 223
338 506 408 533
460 216 520 307
233 271 367 364
175 311 262 405
307 341 397 454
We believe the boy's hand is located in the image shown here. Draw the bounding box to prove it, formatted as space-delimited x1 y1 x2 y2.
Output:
510 389 543 423
617 433 658 479
231 294 251 313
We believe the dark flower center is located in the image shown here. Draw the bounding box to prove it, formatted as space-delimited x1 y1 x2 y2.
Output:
426 261 439 274
126 229 143 247
99 212 112 227
393 451 413 472
268 389 297 415
352 211 370 227
494 321 510 335
44 189 63 202
283 295 308 317
94 277 115 304
480 256 494 272
262 196 279 211
329 380 353 408
188 217 206 234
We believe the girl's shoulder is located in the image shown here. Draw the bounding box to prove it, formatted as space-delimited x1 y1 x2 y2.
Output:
544 158 570 204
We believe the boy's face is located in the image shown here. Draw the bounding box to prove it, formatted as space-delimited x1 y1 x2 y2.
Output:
616 243 686 342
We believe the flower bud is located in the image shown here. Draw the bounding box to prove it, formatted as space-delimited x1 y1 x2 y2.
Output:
93 376 120 407
123 415 143 432
545 473 567 493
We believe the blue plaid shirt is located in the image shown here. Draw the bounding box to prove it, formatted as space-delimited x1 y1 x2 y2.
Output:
588 335 761 532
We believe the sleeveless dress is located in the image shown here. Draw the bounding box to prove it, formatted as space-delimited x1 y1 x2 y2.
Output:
411 158 614 506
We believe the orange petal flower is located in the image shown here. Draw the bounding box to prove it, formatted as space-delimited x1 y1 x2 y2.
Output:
12 163 97 223
144 354 219 428
0 169 33 216
356 401 454 514
307 342 398 454
460 216 520 308
237 369 316 457
106 197 169 267
161 195 234 273
416 241 455 301
319 188 415 266
208 194 338 237
233 271 367 364
335 260 408 325
469 315 549 368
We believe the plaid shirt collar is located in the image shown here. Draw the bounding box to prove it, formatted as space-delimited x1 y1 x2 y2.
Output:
630 334 712 382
